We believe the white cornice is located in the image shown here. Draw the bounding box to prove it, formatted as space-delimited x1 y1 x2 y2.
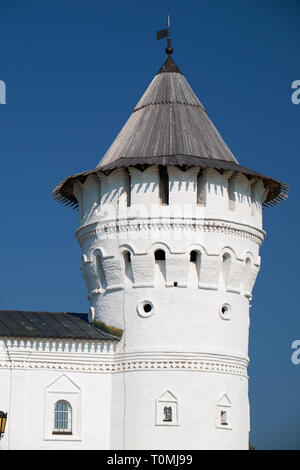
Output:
0 341 249 378
76 217 265 246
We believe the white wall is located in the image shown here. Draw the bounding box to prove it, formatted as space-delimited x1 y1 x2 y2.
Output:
2 164 266 450
0 339 114 450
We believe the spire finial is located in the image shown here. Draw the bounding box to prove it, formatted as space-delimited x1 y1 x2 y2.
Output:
156 15 173 55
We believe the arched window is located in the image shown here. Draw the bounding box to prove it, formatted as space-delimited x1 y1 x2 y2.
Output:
189 250 201 286
221 253 231 290
125 251 131 264
123 250 134 284
155 250 165 261
242 257 252 294
96 254 107 290
53 400 72 435
154 249 166 284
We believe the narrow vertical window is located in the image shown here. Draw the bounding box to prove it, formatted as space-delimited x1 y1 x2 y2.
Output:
96 254 107 290
53 400 72 435
159 166 169 205
155 249 165 261
216 394 232 429
197 172 206 205
220 410 228 426
163 406 172 422
123 250 134 284
228 178 235 210
250 183 256 216
154 249 166 284
125 170 131 207
221 253 231 290
189 250 201 286
242 257 252 294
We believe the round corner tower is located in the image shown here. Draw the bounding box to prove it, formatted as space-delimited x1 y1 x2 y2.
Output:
53 47 288 450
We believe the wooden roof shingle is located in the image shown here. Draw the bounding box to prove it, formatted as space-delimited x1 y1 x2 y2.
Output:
52 55 288 208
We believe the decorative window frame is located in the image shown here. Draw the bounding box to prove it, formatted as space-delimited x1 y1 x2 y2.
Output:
215 393 232 430
53 399 72 435
155 391 179 426
44 374 81 441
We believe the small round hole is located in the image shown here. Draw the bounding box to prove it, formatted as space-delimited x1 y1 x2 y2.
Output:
219 303 231 320
137 300 154 318
143 303 152 313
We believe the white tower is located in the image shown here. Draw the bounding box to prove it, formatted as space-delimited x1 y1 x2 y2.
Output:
53 48 288 449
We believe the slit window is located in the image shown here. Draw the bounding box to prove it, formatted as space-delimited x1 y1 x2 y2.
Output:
96 255 107 290
123 250 133 284
126 171 131 207
221 253 231 290
242 257 252 293
228 178 235 210
197 172 206 205
159 166 169 205
250 183 256 215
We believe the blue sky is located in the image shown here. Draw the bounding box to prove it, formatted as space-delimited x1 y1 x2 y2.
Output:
0 0 299 449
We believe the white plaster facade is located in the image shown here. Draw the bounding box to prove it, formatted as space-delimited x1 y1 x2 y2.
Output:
75 166 264 449
1 45 285 449
0 164 267 450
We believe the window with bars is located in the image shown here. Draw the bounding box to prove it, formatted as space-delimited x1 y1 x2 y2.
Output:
220 410 228 426
163 406 173 422
52 400 72 435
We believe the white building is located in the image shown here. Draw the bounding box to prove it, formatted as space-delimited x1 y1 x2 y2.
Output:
0 45 288 450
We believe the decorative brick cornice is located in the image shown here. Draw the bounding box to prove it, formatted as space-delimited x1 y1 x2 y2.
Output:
0 341 249 378
0 359 248 377
76 218 265 247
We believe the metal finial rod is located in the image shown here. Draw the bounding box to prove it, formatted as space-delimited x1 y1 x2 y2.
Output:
165 37 173 55
156 15 173 55
166 15 173 55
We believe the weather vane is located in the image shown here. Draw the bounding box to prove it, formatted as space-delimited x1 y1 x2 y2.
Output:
156 15 173 55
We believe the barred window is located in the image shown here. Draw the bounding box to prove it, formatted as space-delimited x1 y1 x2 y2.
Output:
53 400 72 435
163 406 173 422
220 410 228 426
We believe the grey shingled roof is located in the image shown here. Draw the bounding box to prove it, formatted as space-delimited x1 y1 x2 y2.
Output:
97 60 238 169
52 55 288 208
0 311 119 341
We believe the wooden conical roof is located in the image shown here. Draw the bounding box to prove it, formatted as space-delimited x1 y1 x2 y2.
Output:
53 55 288 208
97 56 238 170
